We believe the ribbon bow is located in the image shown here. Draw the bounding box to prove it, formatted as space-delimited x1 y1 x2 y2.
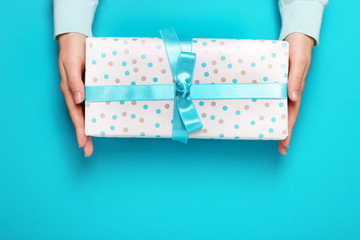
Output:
160 27 203 143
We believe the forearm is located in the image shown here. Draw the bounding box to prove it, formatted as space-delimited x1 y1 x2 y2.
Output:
53 0 98 39
278 0 328 46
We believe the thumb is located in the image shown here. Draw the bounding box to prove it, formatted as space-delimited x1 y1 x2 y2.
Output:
64 58 85 104
288 57 307 102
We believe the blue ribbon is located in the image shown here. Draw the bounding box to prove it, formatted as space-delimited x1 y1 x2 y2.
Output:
85 27 288 143
85 83 288 101
160 27 203 143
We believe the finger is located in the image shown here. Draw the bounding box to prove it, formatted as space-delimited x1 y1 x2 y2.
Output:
279 74 305 150
281 60 309 150
288 56 307 102
83 136 94 157
278 141 287 155
59 63 88 149
281 89 303 149
62 85 88 148
279 59 310 154
63 57 85 104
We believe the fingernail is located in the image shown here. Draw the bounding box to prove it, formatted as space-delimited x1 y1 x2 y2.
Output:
82 148 88 157
292 90 299 101
74 91 82 104
282 141 288 148
283 148 287 155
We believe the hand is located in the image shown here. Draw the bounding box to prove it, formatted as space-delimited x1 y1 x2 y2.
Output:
278 32 315 155
58 32 93 157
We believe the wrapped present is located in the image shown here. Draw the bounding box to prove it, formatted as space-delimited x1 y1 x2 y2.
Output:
84 28 289 142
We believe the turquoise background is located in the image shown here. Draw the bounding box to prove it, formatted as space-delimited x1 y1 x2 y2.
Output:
1 0 359 239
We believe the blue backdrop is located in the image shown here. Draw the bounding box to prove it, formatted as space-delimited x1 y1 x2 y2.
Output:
1 0 359 239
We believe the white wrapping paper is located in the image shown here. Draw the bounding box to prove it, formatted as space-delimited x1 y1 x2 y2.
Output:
85 37 289 140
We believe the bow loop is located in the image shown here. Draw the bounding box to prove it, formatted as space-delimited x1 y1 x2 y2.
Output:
175 52 196 97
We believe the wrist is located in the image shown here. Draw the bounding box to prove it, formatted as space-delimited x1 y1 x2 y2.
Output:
285 32 315 52
58 32 86 45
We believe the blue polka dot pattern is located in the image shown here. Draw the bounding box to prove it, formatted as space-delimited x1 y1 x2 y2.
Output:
85 37 289 140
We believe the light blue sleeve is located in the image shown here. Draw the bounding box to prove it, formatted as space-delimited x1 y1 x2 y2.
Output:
53 0 98 39
278 0 328 46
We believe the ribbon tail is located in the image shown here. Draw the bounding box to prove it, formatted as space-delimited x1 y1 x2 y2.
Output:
176 96 203 133
172 99 189 143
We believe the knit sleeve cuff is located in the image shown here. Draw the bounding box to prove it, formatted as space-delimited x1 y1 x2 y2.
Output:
53 0 98 39
279 1 326 46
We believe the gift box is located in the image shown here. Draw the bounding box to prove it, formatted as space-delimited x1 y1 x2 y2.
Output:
84 28 289 142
